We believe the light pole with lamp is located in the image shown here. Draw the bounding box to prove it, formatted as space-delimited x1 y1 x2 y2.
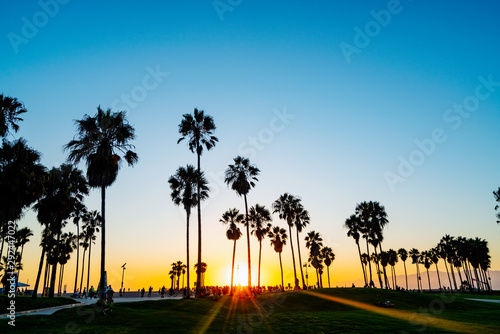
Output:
120 263 126 296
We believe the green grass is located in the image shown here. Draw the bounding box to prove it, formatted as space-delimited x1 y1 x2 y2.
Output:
1 288 499 333
0 295 78 313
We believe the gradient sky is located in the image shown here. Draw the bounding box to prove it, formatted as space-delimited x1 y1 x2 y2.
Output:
1 0 500 291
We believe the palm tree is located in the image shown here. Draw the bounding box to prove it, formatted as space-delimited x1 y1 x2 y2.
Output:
321 247 335 288
169 165 209 298
422 251 433 292
379 251 390 289
225 156 260 288
344 215 367 286
387 249 398 289
305 231 323 288
33 164 88 298
56 232 76 296
1 252 22 294
409 248 421 292
493 188 500 225
439 235 458 291
220 208 244 295
249 204 272 290
194 262 207 288
268 226 287 292
367 233 383 289
273 193 301 289
71 204 87 294
397 248 409 291
294 205 310 290
177 108 217 297
65 106 138 303
430 247 442 291
436 239 453 291
0 94 27 138
0 139 45 263
79 228 90 295
83 211 100 295
13 227 33 286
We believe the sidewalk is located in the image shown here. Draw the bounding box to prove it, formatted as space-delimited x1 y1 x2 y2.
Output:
0 295 183 319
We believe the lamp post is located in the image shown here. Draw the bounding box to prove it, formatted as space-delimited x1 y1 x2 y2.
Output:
120 263 126 296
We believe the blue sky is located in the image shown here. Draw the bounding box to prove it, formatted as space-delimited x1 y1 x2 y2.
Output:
1 0 500 289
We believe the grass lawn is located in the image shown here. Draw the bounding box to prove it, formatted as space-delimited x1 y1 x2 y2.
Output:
1 288 499 333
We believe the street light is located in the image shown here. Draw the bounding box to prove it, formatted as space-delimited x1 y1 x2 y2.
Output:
121 263 126 296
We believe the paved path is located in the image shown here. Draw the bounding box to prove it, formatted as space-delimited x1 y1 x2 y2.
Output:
465 298 500 304
0 296 183 319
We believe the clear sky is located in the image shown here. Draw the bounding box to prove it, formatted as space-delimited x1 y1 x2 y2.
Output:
1 0 500 291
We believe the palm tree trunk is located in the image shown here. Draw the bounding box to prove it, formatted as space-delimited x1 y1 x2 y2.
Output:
49 231 61 298
185 211 190 298
42 258 50 296
373 249 383 289
287 224 298 290
74 221 79 294
443 260 452 290
244 194 251 288
86 241 92 294
426 268 431 292
473 268 481 291
195 150 202 298
315 268 319 288
258 240 262 289
58 265 63 296
230 238 237 295
16 245 25 289
279 253 284 292
31 241 47 299
356 241 367 286
456 267 463 290
449 261 458 291
99 185 106 304
435 263 442 290
0 236 4 263
415 264 420 292
378 244 389 289
403 261 408 290
365 240 373 287
327 265 331 288
80 248 86 295
295 229 306 290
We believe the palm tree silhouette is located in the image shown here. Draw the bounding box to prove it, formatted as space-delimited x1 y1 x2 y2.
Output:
493 188 500 225
268 226 287 292
178 108 217 297
273 193 301 289
13 227 33 287
439 235 458 291
305 231 323 288
430 247 442 291
249 204 272 290
397 248 409 291
0 94 27 138
220 208 244 295
194 262 207 288
345 214 367 286
422 250 433 292
83 211 100 295
79 228 90 295
169 165 209 298
225 156 260 288
0 139 45 264
387 249 398 289
409 248 421 292
71 204 87 295
294 205 310 290
436 239 453 291
321 247 335 288
56 232 76 296
65 106 138 303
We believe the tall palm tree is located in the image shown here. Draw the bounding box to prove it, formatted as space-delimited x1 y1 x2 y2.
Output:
436 239 453 291
387 249 398 289
178 108 217 297
225 156 260 288
0 139 45 263
409 248 421 292
0 94 27 138
33 164 88 298
294 205 310 290
368 233 383 289
422 251 433 292
321 247 335 288
379 251 390 289
430 247 442 291
305 231 323 288
169 165 209 298
57 232 76 296
249 204 272 290
344 214 367 286
14 227 33 286
79 228 90 295
439 235 458 291
83 211 100 295
268 226 287 292
71 204 87 294
220 208 244 295
273 193 301 289
65 106 138 303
